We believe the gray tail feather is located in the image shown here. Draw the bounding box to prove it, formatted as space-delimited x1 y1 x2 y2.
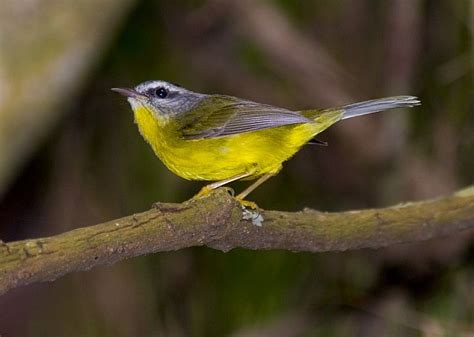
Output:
341 96 421 120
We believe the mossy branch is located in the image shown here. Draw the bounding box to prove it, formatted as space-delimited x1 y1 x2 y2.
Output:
1 186 474 296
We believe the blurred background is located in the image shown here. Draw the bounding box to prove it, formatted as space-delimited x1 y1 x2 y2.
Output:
0 0 473 336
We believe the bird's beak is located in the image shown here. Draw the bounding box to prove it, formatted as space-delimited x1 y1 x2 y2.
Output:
111 87 140 98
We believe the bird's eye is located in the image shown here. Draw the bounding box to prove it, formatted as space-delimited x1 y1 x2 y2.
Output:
154 87 168 99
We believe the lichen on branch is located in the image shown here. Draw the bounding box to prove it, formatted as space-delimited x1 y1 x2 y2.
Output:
1 186 474 296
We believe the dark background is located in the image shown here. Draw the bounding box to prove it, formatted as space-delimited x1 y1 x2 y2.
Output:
0 1 473 336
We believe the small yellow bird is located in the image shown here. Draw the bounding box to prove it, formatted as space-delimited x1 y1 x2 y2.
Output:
112 81 419 207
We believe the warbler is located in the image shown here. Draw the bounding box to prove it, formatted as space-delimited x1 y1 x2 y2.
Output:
112 81 419 207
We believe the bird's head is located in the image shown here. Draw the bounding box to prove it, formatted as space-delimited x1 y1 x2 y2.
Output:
112 80 204 120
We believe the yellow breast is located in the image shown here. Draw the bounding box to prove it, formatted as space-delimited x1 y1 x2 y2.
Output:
133 105 339 181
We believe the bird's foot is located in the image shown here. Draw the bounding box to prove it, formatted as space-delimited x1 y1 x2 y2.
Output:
192 186 235 200
238 198 264 227
235 197 258 210
192 185 213 199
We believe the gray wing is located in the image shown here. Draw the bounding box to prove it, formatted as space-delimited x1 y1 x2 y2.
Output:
179 95 312 140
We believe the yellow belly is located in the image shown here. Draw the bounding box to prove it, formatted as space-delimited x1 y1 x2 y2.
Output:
133 106 340 181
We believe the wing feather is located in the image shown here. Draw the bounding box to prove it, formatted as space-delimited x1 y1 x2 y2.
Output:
178 95 311 140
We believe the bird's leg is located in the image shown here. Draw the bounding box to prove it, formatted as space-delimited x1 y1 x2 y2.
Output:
235 173 273 209
193 172 250 199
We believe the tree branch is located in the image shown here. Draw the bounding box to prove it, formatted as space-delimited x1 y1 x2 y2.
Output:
1 186 474 296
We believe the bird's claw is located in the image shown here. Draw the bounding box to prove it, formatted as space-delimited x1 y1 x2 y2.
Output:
192 186 213 200
192 186 235 200
235 197 259 211
239 199 264 226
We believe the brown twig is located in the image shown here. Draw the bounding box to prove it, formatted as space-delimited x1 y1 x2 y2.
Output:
1 186 474 296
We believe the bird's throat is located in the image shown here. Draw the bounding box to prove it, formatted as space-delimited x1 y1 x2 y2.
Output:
133 105 172 155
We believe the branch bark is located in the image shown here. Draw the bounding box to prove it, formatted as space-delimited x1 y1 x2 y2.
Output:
1 186 474 296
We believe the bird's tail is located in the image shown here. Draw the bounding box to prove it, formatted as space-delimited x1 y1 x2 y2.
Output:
341 96 420 120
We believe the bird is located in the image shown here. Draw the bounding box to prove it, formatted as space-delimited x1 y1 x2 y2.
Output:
112 81 420 208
